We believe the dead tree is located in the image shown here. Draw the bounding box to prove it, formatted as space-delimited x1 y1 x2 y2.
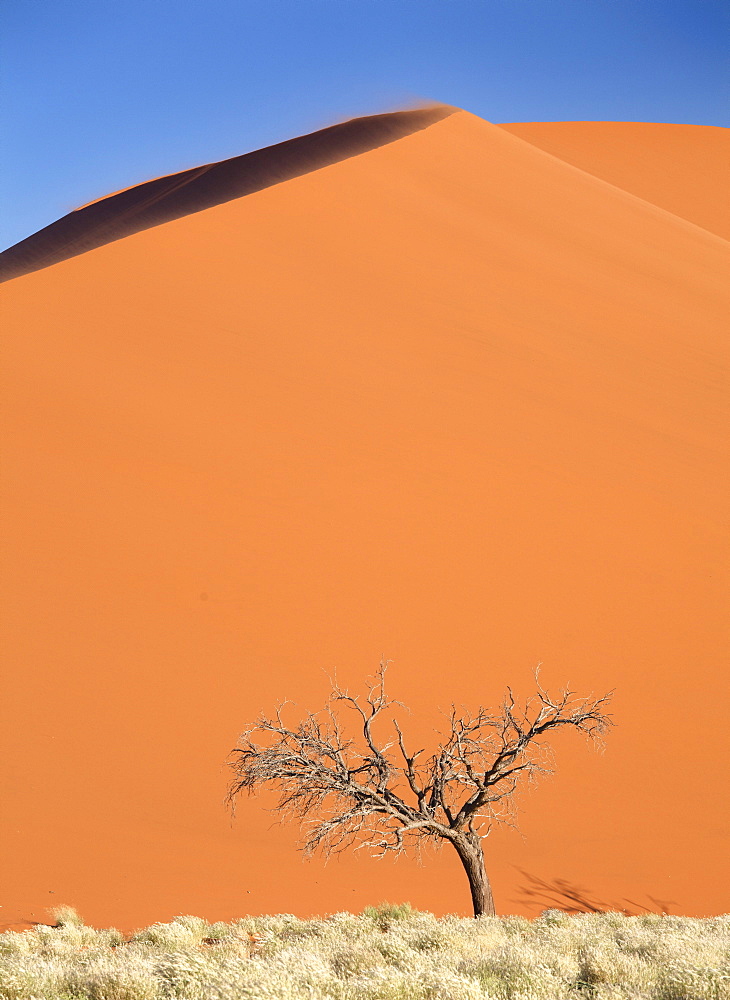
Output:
226 662 612 917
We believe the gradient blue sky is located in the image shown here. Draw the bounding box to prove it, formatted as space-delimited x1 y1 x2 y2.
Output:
2 0 728 251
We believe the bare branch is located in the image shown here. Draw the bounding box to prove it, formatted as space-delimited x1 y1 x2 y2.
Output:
226 663 613 871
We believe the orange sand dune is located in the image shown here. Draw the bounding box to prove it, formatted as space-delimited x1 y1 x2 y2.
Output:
499 121 730 240
1 110 728 931
0 106 452 283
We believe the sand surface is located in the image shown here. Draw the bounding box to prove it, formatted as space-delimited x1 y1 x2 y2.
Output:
1 110 728 931
499 121 730 241
0 106 453 282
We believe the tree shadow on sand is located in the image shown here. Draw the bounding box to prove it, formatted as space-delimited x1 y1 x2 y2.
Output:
513 868 676 916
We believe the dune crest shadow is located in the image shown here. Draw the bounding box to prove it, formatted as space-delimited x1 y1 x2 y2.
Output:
514 868 676 916
0 105 455 284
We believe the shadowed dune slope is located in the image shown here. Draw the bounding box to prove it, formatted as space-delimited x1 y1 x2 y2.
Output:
499 121 730 240
1 111 728 931
0 105 453 282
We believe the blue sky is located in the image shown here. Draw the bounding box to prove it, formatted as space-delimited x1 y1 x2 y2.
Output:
2 0 728 251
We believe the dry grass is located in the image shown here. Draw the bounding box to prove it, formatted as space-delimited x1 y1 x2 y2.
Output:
0 904 728 999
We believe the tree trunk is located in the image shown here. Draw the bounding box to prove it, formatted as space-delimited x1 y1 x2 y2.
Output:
450 831 496 917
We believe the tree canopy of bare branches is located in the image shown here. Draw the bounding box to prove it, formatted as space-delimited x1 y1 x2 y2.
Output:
227 662 613 916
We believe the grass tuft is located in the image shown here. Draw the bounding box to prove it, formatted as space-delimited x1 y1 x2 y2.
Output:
0 908 727 999
48 905 84 929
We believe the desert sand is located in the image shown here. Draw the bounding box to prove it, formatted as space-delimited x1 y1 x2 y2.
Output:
0 107 452 283
499 121 730 241
0 108 727 931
